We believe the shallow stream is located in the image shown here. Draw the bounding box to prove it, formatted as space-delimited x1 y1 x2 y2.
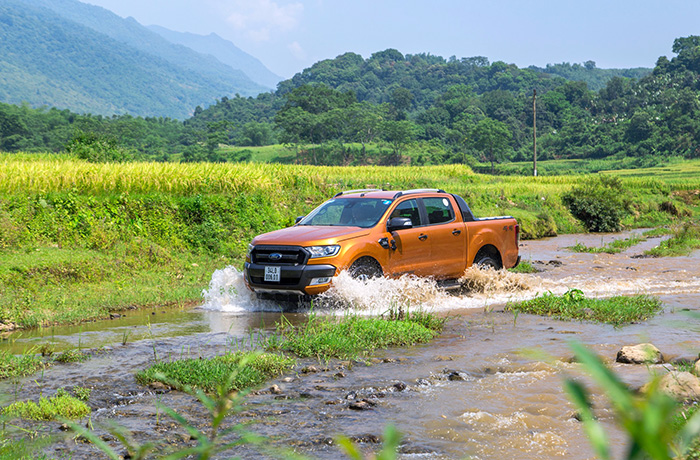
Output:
2 230 699 459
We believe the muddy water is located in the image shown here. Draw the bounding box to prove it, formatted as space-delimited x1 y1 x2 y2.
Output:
2 231 699 459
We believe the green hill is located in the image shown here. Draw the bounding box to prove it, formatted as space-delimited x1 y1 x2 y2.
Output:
0 0 266 118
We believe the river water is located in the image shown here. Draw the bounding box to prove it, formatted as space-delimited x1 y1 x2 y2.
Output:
2 230 699 459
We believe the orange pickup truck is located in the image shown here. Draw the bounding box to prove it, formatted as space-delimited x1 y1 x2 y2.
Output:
244 189 520 296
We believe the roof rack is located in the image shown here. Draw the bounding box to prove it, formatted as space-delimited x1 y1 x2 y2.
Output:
333 188 383 198
393 189 446 199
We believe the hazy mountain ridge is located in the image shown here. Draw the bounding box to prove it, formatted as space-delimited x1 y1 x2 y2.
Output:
147 25 282 90
0 0 270 118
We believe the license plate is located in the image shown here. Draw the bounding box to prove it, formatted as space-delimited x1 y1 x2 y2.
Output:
264 266 281 282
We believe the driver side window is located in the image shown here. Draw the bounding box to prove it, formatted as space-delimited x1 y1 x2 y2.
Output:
391 199 422 226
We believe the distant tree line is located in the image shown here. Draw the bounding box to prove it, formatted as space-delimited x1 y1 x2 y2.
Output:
1 36 699 167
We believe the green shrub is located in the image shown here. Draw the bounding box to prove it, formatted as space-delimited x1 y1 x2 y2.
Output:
65 130 133 163
562 176 629 232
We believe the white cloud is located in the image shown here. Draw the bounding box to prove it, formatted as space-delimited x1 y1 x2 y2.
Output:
287 41 307 60
226 0 303 42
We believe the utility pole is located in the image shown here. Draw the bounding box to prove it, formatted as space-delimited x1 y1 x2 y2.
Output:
533 89 537 177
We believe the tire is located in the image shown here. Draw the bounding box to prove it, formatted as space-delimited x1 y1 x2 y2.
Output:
349 257 383 281
474 254 502 270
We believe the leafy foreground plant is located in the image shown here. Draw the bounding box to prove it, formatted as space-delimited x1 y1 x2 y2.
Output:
135 351 294 392
565 341 700 460
506 289 662 327
264 312 444 361
3 388 90 421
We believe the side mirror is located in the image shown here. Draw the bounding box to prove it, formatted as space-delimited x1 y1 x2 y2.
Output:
295 216 305 224
387 217 413 232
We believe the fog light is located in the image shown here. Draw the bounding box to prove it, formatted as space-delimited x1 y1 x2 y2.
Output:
309 277 332 286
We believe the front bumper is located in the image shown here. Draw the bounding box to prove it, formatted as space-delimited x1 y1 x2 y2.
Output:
244 262 337 295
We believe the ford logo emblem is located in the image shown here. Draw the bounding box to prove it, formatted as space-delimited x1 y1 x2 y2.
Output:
269 253 283 261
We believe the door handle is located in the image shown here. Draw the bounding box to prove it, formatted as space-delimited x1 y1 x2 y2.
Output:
418 234 428 241
452 229 461 235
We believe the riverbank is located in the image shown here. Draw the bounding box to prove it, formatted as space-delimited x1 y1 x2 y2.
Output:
1 154 699 331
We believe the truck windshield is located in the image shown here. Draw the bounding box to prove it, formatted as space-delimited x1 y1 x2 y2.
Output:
299 198 393 228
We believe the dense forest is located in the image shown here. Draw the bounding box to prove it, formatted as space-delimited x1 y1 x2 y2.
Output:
1 36 699 169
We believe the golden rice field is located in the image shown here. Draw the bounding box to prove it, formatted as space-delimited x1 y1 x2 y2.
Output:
3 153 697 199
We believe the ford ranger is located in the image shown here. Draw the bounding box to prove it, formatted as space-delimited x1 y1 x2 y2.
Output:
244 189 520 296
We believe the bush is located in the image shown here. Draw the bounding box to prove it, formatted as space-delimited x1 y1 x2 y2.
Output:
562 175 628 232
65 130 133 163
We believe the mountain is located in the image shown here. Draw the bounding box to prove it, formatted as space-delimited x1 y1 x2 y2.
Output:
147 25 282 90
0 0 267 118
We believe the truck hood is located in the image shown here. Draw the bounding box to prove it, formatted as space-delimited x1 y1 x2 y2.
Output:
252 225 371 246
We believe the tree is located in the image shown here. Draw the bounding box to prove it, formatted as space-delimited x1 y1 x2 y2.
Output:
469 118 511 173
380 120 417 159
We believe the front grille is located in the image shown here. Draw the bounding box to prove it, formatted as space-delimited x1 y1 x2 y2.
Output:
251 246 308 266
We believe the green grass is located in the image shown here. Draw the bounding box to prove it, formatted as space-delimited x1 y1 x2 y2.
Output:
53 349 89 363
508 260 540 273
264 313 443 361
3 389 91 421
569 235 646 254
0 350 45 380
135 352 295 393
505 289 663 327
645 221 700 257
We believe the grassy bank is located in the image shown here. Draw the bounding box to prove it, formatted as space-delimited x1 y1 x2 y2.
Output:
1 153 698 330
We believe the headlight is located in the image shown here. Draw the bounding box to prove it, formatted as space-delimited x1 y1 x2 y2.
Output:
246 243 254 258
306 245 341 258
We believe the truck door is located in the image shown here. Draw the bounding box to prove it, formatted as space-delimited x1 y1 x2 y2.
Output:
421 196 467 278
385 198 433 276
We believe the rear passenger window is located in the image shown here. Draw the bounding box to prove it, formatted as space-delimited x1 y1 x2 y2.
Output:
423 197 454 225
390 199 422 226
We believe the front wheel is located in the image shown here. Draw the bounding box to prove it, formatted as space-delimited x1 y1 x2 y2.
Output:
349 257 383 281
474 254 502 270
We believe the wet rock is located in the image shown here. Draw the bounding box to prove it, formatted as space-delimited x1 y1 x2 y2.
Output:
643 371 700 401
447 370 470 381
695 360 700 378
399 444 437 454
334 372 346 379
416 378 431 386
625 266 638 271
149 381 171 392
382 357 397 363
301 365 318 374
349 399 376 411
547 260 563 266
434 355 454 362
269 384 282 395
349 434 381 443
368 358 383 365
109 314 122 319
616 343 664 364
281 377 295 383
345 391 357 400
392 382 407 392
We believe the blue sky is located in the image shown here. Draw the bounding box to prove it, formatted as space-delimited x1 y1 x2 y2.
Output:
82 0 700 79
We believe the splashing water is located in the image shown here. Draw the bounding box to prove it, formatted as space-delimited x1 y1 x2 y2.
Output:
201 265 538 314
201 266 284 313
